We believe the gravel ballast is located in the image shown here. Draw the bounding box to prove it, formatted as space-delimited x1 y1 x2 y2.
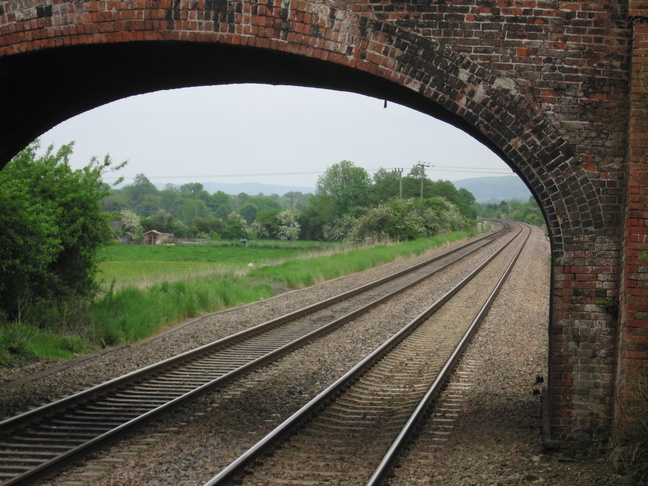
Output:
1 225 633 485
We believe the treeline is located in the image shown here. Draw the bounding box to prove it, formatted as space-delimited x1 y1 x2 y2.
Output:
474 198 545 228
103 174 310 240
105 161 478 242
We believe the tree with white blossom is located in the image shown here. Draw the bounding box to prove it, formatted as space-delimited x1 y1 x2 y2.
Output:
276 210 300 240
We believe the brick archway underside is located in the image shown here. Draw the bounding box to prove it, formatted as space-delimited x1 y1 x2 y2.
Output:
0 0 635 444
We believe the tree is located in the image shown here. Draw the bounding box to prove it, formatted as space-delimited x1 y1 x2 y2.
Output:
298 194 335 240
224 212 248 239
457 187 476 207
370 168 401 204
315 160 372 214
457 187 477 218
345 197 469 242
0 141 123 321
101 192 129 212
250 209 281 239
211 190 232 219
134 194 161 217
239 201 259 224
510 197 546 227
402 164 433 199
141 213 181 234
177 199 210 224
159 185 182 215
179 182 204 196
301 161 372 239
120 209 142 235
276 210 300 240
427 180 474 219
193 217 226 237
282 191 311 212
239 196 281 224
122 173 158 206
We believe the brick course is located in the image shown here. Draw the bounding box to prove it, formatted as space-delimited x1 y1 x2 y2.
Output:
0 0 642 446
615 1 648 437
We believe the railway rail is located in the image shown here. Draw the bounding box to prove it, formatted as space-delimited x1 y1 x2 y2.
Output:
204 222 529 485
0 223 511 485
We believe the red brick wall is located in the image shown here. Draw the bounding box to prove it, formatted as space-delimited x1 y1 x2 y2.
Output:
616 1 648 433
0 0 638 445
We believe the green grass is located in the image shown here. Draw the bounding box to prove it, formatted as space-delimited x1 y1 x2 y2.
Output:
98 241 338 289
1 232 473 366
99 241 326 263
249 235 463 288
90 278 275 346
0 323 90 366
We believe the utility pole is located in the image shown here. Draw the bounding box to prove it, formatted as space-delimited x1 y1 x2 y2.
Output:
417 162 431 199
394 168 403 199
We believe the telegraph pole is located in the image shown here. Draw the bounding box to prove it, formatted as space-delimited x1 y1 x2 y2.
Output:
394 168 403 199
417 162 431 199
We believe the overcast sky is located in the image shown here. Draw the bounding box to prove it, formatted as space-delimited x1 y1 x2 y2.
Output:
38 84 513 191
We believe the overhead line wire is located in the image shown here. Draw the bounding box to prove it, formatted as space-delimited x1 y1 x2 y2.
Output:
101 166 513 181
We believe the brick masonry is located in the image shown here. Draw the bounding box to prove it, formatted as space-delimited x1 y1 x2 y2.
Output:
0 0 644 446
615 1 648 436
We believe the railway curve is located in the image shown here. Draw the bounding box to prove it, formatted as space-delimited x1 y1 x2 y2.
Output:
0 223 513 485
206 222 529 485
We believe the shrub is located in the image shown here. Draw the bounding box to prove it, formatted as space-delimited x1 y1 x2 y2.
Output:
0 326 38 366
0 141 123 321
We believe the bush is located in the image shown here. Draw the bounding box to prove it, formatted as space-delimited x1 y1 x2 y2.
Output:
0 141 123 321
340 197 470 242
0 326 39 366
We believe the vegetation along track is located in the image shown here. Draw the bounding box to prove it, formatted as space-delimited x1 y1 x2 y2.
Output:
205 222 530 486
0 223 512 485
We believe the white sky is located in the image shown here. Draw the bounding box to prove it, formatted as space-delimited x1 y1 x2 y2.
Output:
38 84 513 190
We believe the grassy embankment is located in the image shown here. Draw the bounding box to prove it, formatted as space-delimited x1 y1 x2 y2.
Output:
1 232 472 366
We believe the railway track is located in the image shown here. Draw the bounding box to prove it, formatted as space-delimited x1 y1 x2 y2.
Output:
0 224 511 485
205 222 529 486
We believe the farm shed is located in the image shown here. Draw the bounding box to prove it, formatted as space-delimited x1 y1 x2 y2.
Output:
143 230 162 245
143 230 174 245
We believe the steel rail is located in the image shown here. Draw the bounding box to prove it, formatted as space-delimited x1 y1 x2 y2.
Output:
2 223 506 431
0 225 508 485
366 223 530 485
203 222 526 486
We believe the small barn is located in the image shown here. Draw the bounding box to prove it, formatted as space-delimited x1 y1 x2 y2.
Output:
142 230 175 245
143 230 162 245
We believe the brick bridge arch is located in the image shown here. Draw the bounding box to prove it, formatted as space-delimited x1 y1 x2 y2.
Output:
1 1 646 447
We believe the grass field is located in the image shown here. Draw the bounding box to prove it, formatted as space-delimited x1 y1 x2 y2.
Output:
98 240 338 289
1 232 475 366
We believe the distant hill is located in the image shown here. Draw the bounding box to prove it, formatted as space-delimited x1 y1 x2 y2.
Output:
453 175 532 203
154 181 315 196
149 176 530 202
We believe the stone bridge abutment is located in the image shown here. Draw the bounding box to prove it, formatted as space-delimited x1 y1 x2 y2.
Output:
0 0 646 447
